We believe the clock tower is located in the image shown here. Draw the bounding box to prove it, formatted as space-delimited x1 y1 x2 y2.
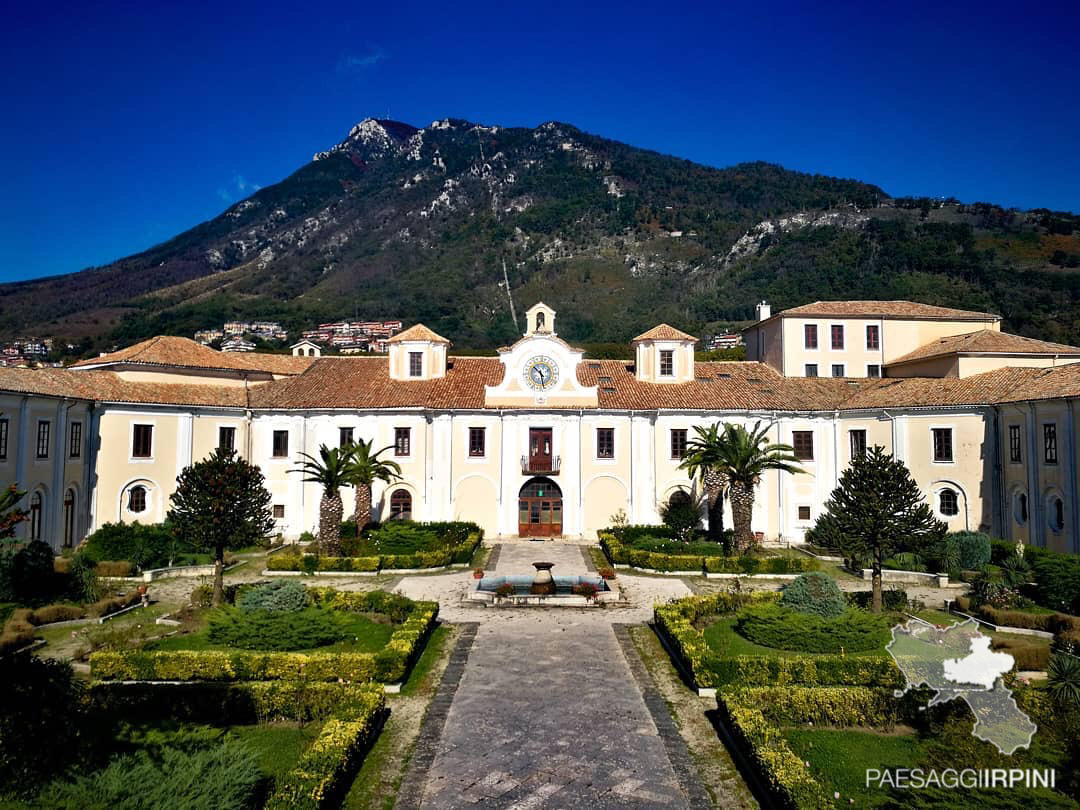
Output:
484 303 598 408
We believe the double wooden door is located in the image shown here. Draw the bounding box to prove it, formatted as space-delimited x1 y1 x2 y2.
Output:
518 477 562 537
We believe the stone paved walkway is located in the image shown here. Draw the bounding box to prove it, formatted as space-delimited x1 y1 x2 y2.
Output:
403 543 706 809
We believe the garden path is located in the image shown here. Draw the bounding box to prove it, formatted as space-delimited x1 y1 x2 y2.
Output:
401 543 714 809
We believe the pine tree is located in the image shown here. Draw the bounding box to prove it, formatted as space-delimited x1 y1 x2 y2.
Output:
813 446 945 612
168 448 274 605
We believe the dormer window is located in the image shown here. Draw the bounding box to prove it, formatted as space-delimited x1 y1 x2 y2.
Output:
536 312 545 331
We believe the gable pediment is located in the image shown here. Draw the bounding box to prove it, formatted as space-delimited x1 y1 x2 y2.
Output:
484 334 597 408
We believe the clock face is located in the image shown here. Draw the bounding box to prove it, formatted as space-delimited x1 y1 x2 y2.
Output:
524 355 559 391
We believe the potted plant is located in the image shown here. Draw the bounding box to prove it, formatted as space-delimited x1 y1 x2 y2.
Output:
494 583 515 598
598 567 616 580
473 568 485 579
572 582 599 600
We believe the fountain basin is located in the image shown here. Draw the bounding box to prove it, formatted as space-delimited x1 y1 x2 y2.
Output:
471 574 618 606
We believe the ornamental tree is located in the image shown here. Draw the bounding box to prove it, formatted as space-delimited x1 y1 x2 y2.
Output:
0 484 28 539
812 445 945 612
168 448 274 605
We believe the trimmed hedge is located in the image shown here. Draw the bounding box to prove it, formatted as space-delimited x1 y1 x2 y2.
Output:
90 590 438 684
601 532 818 575
724 685 900 729
655 593 902 689
969 604 1080 634
265 692 385 810
266 531 482 573
717 697 831 810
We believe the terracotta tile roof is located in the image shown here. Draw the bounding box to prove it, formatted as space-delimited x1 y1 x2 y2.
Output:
887 330 1080 366
69 336 313 375
0 367 247 407
632 324 698 343
385 324 450 344
761 300 1000 321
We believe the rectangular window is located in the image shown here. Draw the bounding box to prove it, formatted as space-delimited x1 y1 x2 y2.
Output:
932 428 953 463
867 364 881 378
659 350 674 377
670 429 688 459
272 430 289 458
596 427 615 459
804 324 818 349
0 418 7 460
218 426 236 451
408 351 422 377
36 420 50 459
469 427 485 457
132 424 153 458
1008 425 1022 463
831 324 844 350
272 504 285 520
805 364 818 377
849 429 867 459
798 506 811 521
866 324 880 350
69 421 82 459
395 427 411 457
831 364 845 378
1044 424 1058 464
792 430 814 460
339 427 354 448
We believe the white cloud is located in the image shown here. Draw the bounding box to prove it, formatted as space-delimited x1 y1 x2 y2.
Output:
943 635 1014 689
337 46 387 74
217 174 262 204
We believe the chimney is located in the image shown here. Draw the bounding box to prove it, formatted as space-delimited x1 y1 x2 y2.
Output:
756 301 772 321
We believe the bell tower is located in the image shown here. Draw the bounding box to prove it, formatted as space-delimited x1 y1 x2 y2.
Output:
525 302 556 336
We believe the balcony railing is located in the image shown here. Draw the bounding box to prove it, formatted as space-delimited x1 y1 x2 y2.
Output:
522 454 560 475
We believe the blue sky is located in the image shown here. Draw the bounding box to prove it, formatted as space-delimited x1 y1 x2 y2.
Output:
2 0 1077 282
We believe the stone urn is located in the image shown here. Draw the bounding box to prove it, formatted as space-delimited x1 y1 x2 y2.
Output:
530 562 556 595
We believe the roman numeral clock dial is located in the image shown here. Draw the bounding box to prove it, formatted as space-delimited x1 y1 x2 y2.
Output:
524 356 559 391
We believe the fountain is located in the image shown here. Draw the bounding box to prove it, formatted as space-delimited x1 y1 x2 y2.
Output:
530 561 556 595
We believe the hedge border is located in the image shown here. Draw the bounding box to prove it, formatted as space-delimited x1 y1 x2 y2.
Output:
265 532 482 573
653 593 903 689
89 590 438 685
601 532 819 576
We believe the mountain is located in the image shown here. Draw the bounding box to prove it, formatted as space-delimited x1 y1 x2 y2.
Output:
2 118 1079 352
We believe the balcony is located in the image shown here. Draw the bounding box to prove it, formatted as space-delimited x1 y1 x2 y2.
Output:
522 454 560 476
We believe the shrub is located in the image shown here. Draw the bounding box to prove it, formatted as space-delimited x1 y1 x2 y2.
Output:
235 579 307 612
207 606 349 651
572 582 599 599
0 540 57 602
494 583 515 597
846 589 919 612
32 604 86 624
0 656 85 794
598 567 615 580
1032 555 1080 614
726 685 900 729
735 604 892 653
947 531 993 570
67 554 104 602
659 492 704 542
779 571 846 618
36 739 262 810
990 638 1050 671
80 521 180 570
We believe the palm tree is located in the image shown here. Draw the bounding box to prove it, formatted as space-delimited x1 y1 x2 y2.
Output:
681 421 804 552
680 423 729 549
345 439 402 527
291 444 354 556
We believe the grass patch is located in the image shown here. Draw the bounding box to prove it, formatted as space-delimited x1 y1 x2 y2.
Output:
401 624 449 696
704 617 889 659
146 608 395 654
229 722 325 784
784 728 927 806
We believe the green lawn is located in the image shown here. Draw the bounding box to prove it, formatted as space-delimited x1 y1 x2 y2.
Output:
229 722 325 783
704 616 889 658
784 728 928 806
146 608 396 654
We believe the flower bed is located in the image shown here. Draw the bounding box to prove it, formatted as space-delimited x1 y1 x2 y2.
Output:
90 590 438 685
654 593 902 689
601 532 818 575
266 531 482 573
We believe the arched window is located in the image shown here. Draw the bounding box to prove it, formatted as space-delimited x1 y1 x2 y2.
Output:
128 485 147 514
389 489 412 521
938 488 959 517
1014 491 1028 525
29 492 43 540
668 489 692 508
63 489 76 548
1050 496 1065 532
535 312 545 330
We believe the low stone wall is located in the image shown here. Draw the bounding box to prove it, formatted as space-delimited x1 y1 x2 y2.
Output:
859 568 949 587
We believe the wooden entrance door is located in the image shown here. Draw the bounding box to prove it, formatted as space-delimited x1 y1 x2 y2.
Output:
528 428 553 473
518 478 562 537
